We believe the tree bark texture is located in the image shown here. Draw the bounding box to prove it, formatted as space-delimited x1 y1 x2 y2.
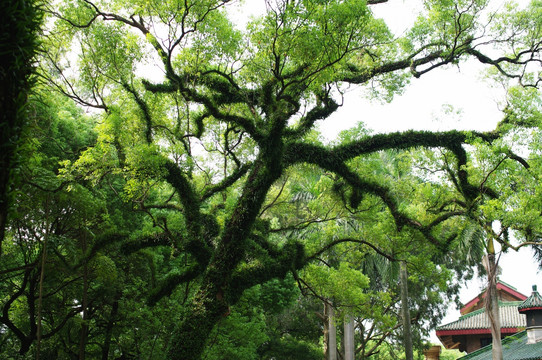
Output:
167 280 229 360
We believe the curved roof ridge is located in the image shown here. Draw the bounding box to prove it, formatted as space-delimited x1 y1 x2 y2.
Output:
459 301 524 319
519 285 542 312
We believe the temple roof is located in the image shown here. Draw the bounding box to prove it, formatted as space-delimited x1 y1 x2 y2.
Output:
436 302 526 335
460 281 527 315
519 285 542 313
459 331 542 360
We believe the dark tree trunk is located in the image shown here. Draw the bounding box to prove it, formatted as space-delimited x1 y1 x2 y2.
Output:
167 279 229 360
167 158 280 359
101 295 120 360
0 0 41 254
400 261 413 360
79 233 89 360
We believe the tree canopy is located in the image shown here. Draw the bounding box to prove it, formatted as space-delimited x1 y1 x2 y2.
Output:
1 0 541 359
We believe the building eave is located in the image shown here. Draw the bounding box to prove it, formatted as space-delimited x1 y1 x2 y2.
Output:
520 307 542 313
436 327 521 336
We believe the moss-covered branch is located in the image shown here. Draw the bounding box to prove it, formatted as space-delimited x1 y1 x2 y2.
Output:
122 81 153 143
200 163 251 202
184 86 264 143
147 265 203 305
283 130 497 248
163 160 202 237
306 238 398 263
285 89 339 138
228 241 305 303
120 232 172 255
286 130 496 202
341 50 444 83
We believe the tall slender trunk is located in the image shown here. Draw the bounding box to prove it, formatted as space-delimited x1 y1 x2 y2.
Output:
36 200 50 360
78 231 89 360
344 314 354 360
101 294 120 360
485 238 502 360
324 302 337 360
400 261 413 360
0 211 6 255
35 243 47 360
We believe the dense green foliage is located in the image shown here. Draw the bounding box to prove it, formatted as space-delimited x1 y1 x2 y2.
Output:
1 0 541 359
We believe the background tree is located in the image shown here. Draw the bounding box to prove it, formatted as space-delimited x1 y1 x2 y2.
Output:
0 0 43 253
259 126 486 358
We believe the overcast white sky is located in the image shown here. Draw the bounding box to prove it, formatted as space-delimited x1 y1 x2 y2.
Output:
227 0 540 345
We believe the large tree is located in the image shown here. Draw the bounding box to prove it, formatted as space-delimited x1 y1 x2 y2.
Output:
36 0 542 359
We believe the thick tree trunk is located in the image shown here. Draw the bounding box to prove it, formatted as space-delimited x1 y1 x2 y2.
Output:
167 160 276 359
400 261 413 360
167 279 229 360
165 126 294 359
344 314 354 360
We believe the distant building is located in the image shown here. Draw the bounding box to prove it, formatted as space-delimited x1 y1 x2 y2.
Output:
423 345 441 360
457 285 542 360
436 281 527 353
